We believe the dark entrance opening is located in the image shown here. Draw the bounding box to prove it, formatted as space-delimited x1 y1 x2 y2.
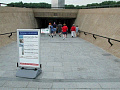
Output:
36 18 75 33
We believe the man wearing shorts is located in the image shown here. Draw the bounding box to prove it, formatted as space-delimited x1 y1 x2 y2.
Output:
50 24 54 38
53 22 57 36
62 24 68 40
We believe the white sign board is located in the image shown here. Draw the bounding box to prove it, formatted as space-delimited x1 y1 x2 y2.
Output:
17 29 40 68
41 28 49 33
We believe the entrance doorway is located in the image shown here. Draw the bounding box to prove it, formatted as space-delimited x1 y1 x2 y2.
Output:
36 18 75 33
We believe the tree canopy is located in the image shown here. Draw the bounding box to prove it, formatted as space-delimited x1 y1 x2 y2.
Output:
7 1 120 9
7 1 51 8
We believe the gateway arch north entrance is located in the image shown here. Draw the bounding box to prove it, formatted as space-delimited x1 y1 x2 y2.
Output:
36 17 75 33
33 9 78 33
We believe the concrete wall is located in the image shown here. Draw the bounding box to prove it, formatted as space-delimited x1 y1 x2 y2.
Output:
75 8 120 58
33 9 78 18
0 7 37 47
0 7 120 58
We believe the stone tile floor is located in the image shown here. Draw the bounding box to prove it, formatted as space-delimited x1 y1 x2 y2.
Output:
0 34 120 90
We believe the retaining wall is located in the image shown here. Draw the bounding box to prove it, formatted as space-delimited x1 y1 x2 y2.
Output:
0 7 37 47
0 7 120 58
75 8 120 58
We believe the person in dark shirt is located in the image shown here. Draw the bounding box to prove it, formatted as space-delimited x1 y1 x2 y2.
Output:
57 22 62 37
53 22 57 36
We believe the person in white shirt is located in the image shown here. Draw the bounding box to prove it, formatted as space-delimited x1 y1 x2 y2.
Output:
48 23 52 36
76 25 79 37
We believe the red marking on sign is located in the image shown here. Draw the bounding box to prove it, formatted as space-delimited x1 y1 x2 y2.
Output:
20 63 39 66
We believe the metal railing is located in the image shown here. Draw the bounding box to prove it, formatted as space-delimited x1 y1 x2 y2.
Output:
79 30 120 46
0 31 16 38
0 30 120 46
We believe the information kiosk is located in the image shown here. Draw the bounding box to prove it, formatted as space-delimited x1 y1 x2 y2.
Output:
16 29 42 79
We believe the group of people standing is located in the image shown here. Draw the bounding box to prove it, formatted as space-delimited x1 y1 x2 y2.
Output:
48 22 79 40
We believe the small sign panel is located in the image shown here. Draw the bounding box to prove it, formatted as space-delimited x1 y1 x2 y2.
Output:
41 28 49 33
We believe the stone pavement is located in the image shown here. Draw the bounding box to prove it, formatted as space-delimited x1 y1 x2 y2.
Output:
0 34 120 90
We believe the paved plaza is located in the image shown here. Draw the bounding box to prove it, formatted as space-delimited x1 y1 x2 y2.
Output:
0 34 120 90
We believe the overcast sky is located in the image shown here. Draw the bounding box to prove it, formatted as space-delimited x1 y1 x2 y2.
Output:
1 0 120 5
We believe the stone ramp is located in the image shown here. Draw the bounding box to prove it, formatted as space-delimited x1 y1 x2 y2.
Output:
0 34 120 89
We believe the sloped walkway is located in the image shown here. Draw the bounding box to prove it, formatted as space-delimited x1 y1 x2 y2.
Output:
0 34 120 90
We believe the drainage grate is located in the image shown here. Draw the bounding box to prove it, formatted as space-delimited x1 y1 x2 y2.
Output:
102 53 111 56
114 59 120 63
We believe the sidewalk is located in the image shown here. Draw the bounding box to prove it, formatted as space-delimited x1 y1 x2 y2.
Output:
0 34 120 90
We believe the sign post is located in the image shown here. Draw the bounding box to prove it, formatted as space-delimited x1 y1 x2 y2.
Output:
16 29 42 79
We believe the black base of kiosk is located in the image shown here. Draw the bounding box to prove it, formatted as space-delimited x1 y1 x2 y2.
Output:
16 68 42 79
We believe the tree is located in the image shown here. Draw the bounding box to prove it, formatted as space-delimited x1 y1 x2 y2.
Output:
7 1 24 7
7 1 120 9
65 4 75 9
7 2 51 8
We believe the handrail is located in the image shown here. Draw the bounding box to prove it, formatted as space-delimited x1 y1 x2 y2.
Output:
79 30 120 46
0 31 16 38
1 30 120 46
